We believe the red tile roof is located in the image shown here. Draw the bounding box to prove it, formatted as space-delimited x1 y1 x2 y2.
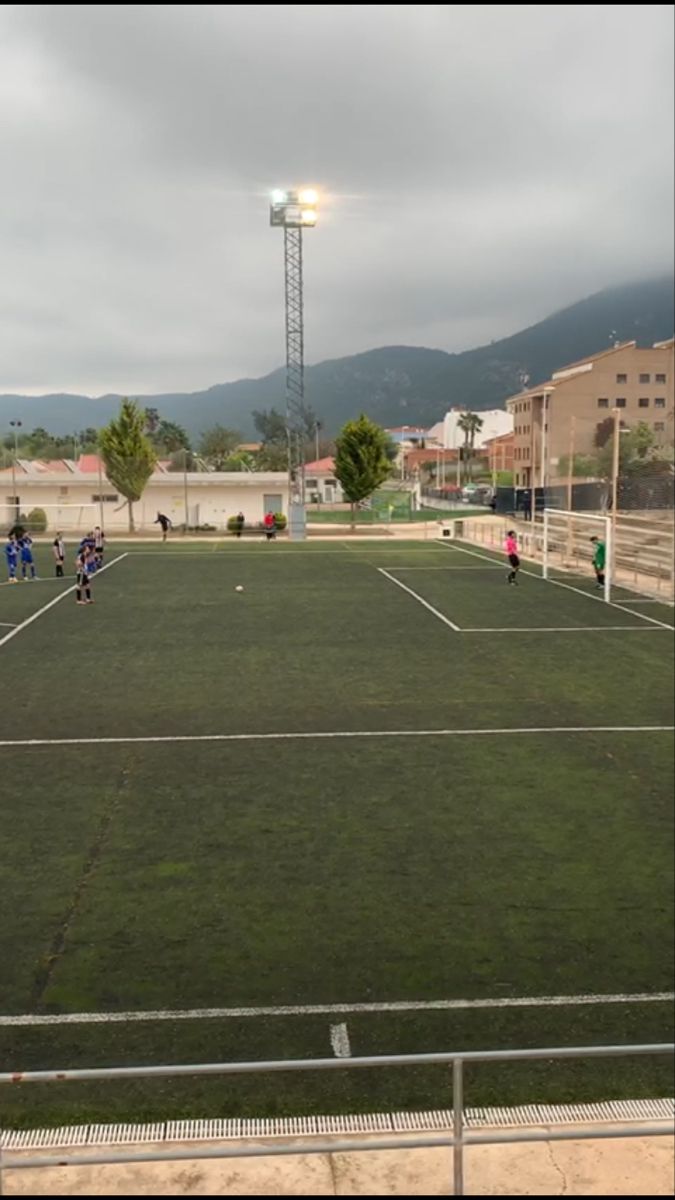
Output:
304 457 335 472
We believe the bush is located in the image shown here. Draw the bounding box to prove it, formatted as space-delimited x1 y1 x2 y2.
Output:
274 512 287 530
27 507 48 532
226 515 241 533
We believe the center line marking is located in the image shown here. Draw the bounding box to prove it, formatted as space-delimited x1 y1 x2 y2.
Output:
2 991 672 1027
0 726 672 749
330 1022 352 1057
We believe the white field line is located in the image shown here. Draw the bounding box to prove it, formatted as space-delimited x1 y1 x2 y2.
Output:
330 1022 352 1058
0 554 128 651
0 575 77 588
460 626 666 633
436 540 675 631
0 726 672 750
3 991 672 1027
0 622 17 628
386 566 502 571
378 567 461 632
616 598 675 607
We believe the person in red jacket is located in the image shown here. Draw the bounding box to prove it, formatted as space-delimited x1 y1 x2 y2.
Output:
263 511 277 541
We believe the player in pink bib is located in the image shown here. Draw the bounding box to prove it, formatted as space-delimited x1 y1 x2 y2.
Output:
505 530 520 585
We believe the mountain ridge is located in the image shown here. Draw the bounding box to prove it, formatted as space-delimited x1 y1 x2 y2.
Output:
1 277 672 438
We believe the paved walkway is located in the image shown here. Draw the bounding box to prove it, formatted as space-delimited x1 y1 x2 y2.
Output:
3 1127 673 1194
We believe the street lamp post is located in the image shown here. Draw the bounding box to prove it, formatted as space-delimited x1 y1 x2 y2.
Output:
9 419 22 523
270 188 318 541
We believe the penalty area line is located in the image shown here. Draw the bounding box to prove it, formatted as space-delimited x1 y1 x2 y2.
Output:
0 554 128 651
2 991 673 1027
377 567 461 631
0 726 673 749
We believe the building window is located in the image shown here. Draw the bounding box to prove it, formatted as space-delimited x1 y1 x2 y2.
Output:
655 373 666 384
614 398 626 408
638 398 649 408
654 422 665 432
92 493 119 503
639 373 650 384
616 373 627 383
305 479 318 489
59 486 69 497
655 397 666 408
6 495 19 505
598 398 609 408
325 478 337 487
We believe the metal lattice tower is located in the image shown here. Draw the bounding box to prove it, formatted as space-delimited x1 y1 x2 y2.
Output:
284 225 305 503
270 189 318 533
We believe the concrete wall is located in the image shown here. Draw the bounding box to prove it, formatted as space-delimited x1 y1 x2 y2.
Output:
2 474 289 532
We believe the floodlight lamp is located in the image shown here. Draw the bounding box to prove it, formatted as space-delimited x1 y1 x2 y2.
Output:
299 188 318 205
301 209 317 225
271 189 287 204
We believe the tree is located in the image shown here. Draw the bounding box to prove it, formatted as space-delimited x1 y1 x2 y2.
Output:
253 408 287 446
144 406 160 435
457 412 484 480
156 419 190 454
596 420 657 480
334 414 392 529
594 417 616 449
198 425 241 470
558 453 600 478
99 399 157 531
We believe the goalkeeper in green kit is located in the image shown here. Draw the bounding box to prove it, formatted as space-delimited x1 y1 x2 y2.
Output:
590 536 606 589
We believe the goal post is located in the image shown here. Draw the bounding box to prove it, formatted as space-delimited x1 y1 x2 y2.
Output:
543 508 611 602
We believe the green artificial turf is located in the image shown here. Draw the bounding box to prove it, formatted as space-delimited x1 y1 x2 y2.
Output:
0 539 672 1127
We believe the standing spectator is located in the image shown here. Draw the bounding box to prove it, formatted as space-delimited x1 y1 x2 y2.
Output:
53 532 65 578
235 511 245 538
154 512 172 542
263 511 276 541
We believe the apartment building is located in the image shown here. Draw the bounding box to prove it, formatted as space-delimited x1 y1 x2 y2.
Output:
506 338 674 487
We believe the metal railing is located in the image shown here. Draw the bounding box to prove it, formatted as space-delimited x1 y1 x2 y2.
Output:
1 1042 673 1195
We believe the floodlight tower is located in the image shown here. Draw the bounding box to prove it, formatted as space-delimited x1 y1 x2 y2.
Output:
270 188 318 540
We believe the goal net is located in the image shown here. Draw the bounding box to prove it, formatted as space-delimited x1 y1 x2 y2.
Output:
6 503 100 534
543 509 611 601
543 508 675 605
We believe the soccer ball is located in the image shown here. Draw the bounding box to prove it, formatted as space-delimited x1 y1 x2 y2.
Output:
235 585 244 592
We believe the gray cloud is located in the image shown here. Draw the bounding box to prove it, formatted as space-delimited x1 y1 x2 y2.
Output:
0 3 672 395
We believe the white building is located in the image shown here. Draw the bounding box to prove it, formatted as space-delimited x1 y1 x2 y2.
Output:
303 458 344 504
428 408 513 451
1 455 289 532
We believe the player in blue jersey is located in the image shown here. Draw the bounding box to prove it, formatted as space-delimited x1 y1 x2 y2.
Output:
4 535 19 583
20 533 37 580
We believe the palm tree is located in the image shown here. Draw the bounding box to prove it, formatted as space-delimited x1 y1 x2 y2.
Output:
457 412 484 481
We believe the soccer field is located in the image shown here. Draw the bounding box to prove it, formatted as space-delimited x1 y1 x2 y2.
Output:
1 538 673 1128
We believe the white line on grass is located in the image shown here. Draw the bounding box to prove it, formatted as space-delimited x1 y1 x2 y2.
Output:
0 725 672 749
377 567 461 631
0 575 76 588
386 566 502 572
0 622 17 627
460 626 666 633
330 1022 352 1057
436 540 675 631
0 554 128 651
3 991 672 1027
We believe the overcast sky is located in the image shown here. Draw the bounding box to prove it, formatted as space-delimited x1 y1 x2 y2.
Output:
1 4 673 396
